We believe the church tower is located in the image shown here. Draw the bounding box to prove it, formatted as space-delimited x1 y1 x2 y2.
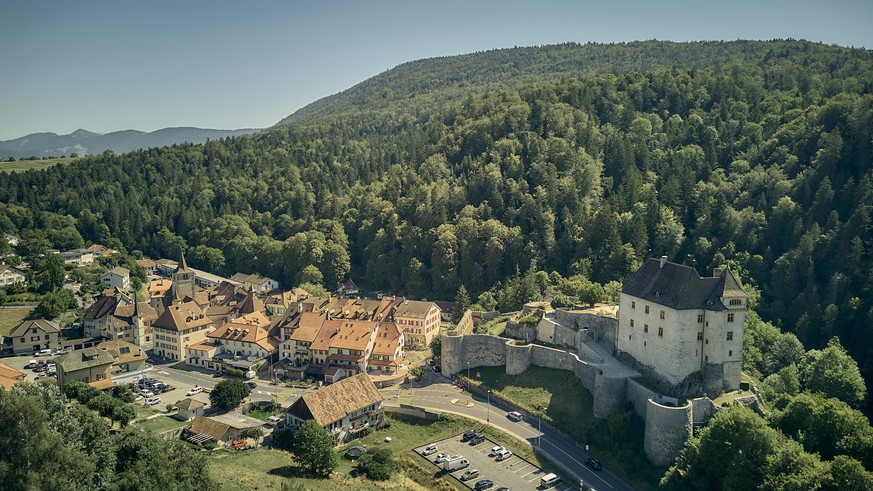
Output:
172 251 196 302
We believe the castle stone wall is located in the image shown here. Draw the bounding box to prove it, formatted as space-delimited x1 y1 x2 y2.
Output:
441 333 465 376
592 373 628 418
691 397 715 425
504 321 536 342
505 342 532 375
644 398 693 466
626 378 658 419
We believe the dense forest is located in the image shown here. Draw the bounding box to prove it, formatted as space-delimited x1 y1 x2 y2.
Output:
1 39 872 415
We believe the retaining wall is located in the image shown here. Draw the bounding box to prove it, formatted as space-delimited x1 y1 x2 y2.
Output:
626 379 658 418
644 398 693 466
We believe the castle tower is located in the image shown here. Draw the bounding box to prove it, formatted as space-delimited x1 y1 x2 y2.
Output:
172 251 196 302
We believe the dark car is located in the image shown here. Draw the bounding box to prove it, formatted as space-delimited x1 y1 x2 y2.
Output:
585 457 602 471
161 385 176 392
247 381 257 389
462 429 477 441
474 479 494 490
469 434 485 445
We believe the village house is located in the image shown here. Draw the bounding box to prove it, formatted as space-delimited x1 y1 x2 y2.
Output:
368 321 405 375
0 363 26 390
87 243 118 257
393 299 441 350
185 311 278 372
0 264 27 286
186 413 266 446
59 248 95 266
175 398 207 421
151 301 215 362
135 258 158 274
101 266 130 290
9 319 60 354
96 339 148 383
55 347 115 389
83 292 157 350
230 272 279 293
284 373 384 444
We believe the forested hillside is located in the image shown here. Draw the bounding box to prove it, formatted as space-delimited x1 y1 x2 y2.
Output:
1 40 872 414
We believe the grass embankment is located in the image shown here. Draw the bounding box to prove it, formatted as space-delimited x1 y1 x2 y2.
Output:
136 415 187 433
0 157 81 173
0 306 34 337
463 365 664 491
208 414 471 491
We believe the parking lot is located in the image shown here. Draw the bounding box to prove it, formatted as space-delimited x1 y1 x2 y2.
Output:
415 432 576 490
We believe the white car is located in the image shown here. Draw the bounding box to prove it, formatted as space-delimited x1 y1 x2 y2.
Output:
145 396 162 406
507 411 523 422
434 453 450 463
488 445 504 457
186 386 203 396
496 449 513 461
141 390 154 398
422 444 438 456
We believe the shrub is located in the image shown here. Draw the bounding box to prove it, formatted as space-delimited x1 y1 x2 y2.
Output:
356 447 397 481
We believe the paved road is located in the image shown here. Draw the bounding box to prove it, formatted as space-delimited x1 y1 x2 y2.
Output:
387 370 636 491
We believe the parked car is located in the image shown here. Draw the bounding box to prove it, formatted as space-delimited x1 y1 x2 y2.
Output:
25 360 37 369
585 457 602 471
469 434 485 445
145 396 162 406
461 429 477 441
161 385 176 392
488 445 504 456
246 381 257 389
496 449 513 461
507 411 523 422
141 390 154 398
460 469 480 481
186 386 203 396
422 444 438 456
474 479 494 490
433 453 450 464
36 349 53 357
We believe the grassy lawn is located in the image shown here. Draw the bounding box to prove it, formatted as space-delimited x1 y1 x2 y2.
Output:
208 414 473 491
0 306 34 337
135 405 164 419
0 157 81 173
136 415 187 433
463 365 664 491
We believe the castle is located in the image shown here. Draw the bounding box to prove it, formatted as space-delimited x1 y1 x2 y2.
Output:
442 257 754 466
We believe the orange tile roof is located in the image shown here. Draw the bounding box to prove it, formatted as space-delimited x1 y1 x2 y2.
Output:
0 363 25 390
289 312 326 342
310 319 340 352
371 322 402 356
329 320 375 351
152 301 212 332
149 279 173 298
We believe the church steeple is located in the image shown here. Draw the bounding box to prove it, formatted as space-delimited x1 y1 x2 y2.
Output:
176 251 192 273
171 250 196 301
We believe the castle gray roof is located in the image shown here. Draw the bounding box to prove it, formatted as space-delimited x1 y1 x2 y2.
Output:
621 258 746 312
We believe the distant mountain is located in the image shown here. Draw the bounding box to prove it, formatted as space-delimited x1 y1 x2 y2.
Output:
0 127 261 159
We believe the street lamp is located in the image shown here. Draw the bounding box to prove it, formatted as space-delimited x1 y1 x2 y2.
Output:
487 390 491 425
467 361 470 379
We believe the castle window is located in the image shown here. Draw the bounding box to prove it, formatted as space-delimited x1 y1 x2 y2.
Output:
644 324 648 333
728 313 735 322
729 350 733 357
644 341 647 347
697 332 703 341
705 356 708 362
631 301 635 309
658 327 663 337
628 335 632 340
698 314 704 323
644 305 649 314
727 331 734 341
705 339 709 344
730 299 742 306
660 310 665 319
630 319 634 327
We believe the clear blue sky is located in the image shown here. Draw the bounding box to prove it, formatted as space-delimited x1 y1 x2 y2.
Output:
1 0 870 140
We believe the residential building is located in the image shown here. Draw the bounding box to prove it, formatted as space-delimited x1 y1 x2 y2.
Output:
55 347 115 389
151 301 215 361
393 299 441 350
185 312 278 371
0 363 26 390
186 413 267 445
87 243 117 257
617 256 748 394
0 264 27 286
368 321 404 375
96 339 148 383
59 248 95 266
336 279 360 297
323 319 377 382
83 293 157 349
9 319 60 354
101 266 130 290
135 258 158 274
175 398 207 421
230 272 279 293
284 373 384 444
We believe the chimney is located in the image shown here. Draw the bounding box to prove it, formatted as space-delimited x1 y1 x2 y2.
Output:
660 256 667 269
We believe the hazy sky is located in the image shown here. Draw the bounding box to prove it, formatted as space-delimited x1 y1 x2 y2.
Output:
1 0 871 140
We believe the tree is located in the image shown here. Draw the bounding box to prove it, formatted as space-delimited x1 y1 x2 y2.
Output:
292 419 336 476
209 379 251 411
453 284 471 323
356 447 397 480
36 253 65 293
801 337 867 408
299 265 324 286
410 366 424 379
36 289 76 319
430 335 442 361
577 281 605 307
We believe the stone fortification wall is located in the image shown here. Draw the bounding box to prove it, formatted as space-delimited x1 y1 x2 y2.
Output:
455 309 474 335
554 309 618 348
592 373 628 418
441 333 506 376
644 398 693 466
626 379 659 418
691 397 715 425
505 342 532 375
504 321 536 342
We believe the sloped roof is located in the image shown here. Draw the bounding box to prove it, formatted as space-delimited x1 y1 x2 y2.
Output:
105 266 130 277
136 258 157 269
394 299 437 319
113 302 158 323
152 301 212 332
149 278 173 298
371 321 403 356
10 319 60 336
621 258 747 311
289 312 326 342
238 289 265 315
55 347 114 372
175 252 192 273
329 320 375 351
0 363 25 390
96 339 146 365
176 397 206 411
188 415 230 441
208 320 278 351
85 295 121 321
287 373 383 426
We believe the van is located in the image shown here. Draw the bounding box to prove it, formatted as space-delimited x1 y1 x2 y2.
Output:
145 396 162 406
266 415 283 425
25 360 37 369
36 349 53 357
541 473 561 488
